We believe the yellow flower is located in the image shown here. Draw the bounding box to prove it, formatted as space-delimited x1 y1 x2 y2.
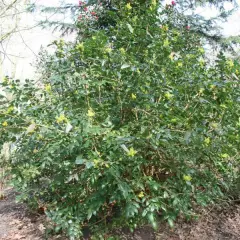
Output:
183 175 192 182
45 84 51 92
199 88 204 94
210 122 218 129
177 62 183 67
76 42 84 52
2 121 8 127
226 59 234 68
37 134 43 140
128 147 137 157
198 47 205 54
138 191 144 198
119 48 126 55
204 137 210 145
151 0 157 7
94 159 100 166
33 149 38 154
221 153 229 158
163 39 169 47
170 118 177 123
87 108 95 117
162 25 168 31
126 3 132 10
199 58 205 67
236 70 239 75
164 92 173 100
220 104 227 109
7 106 14 113
209 84 215 90
92 36 96 40
105 47 112 54
132 16 138 23
131 93 137 99
56 114 68 123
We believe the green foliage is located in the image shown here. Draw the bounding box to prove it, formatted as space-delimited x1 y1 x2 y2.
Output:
37 0 238 48
1 0 240 239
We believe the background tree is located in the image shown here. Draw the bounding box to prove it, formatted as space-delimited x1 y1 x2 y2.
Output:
1 0 239 239
35 0 239 47
0 0 33 79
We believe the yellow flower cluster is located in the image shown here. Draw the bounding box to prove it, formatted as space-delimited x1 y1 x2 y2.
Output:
164 92 173 100
76 42 84 52
104 47 112 54
138 191 144 198
128 147 137 157
226 59 234 68
150 0 157 10
221 153 229 158
131 93 137 99
56 114 68 123
93 159 110 168
33 149 38 154
177 62 183 68
2 121 8 127
183 175 192 181
204 137 210 146
126 3 132 10
45 84 51 92
37 134 43 140
199 88 204 94
87 108 95 117
199 58 205 67
6 106 14 113
151 0 157 7
163 39 170 47
210 122 218 129
162 25 168 31
119 48 126 55
198 47 205 54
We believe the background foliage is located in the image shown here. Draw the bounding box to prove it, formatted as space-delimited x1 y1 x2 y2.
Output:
0 0 240 239
35 0 239 50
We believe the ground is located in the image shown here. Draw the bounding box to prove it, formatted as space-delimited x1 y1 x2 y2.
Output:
0 188 239 240
0 188 46 240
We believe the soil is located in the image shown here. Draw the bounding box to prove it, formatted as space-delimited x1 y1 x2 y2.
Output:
0 187 43 240
116 203 240 240
0 187 239 240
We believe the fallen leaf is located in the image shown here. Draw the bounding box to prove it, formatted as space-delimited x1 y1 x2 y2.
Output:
12 233 26 240
38 223 46 233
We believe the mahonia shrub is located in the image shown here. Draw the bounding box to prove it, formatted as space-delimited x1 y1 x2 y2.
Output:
0 0 240 238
